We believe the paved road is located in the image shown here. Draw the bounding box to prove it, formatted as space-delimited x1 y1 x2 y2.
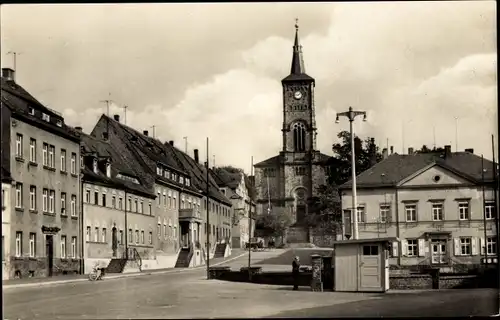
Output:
4 251 499 319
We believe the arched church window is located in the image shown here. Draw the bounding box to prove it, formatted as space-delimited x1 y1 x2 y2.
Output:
293 122 306 152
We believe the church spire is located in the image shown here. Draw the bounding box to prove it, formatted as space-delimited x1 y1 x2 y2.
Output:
290 18 306 75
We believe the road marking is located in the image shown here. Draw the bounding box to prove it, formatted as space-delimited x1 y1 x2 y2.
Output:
3 251 248 290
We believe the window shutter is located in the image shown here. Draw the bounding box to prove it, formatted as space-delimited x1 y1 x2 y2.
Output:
418 239 425 257
364 209 367 224
480 237 485 255
454 238 460 256
471 237 478 256
392 241 399 257
401 240 408 256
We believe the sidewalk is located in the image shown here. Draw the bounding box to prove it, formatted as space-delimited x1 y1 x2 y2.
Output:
3 249 247 290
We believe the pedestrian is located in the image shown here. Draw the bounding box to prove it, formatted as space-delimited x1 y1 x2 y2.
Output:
292 256 300 291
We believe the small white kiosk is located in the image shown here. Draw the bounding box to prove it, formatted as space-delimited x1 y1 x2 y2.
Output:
333 237 398 293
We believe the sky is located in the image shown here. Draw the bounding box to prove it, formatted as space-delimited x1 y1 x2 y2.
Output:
1 2 497 173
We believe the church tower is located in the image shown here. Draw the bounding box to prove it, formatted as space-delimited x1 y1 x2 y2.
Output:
281 20 317 154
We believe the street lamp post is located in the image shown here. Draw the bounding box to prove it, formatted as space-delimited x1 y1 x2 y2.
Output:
336 106 367 240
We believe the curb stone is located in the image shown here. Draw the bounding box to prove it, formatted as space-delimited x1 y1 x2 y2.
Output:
3 252 248 290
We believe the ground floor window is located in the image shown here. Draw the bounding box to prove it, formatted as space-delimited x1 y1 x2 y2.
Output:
460 238 472 255
487 237 497 255
407 239 418 257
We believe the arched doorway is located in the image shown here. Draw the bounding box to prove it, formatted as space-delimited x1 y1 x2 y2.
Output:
293 187 307 224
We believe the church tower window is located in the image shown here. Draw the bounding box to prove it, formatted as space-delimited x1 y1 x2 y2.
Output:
293 122 306 152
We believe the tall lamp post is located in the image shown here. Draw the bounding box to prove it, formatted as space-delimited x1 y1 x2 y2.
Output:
336 106 367 240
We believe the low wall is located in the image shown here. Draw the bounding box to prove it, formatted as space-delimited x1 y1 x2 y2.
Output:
389 274 486 290
211 267 312 287
10 257 81 278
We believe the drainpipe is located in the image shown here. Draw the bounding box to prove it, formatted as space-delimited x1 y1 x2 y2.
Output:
124 190 128 260
80 175 84 274
395 187 401 266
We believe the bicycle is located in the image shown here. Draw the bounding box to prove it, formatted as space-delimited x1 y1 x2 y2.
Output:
88 263 105 281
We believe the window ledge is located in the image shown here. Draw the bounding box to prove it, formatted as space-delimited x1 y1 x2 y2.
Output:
71 216 78 220
71 173 78 178
29 209 38 214
15 207 24 212
15 156 25 163
28 257 37 261
28 161 38 167
43 165 56 172
43 211 56 216
61 214 68 218
60 170 68 175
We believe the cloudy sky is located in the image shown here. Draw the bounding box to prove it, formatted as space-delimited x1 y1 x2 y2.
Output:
1 2 497 173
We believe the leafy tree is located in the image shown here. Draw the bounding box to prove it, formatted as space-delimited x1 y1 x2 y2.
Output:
327 131 383 186
305 184 342 234
417 145 445 153
256 208 293 238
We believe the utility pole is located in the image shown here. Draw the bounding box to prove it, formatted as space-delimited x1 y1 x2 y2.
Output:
123 105 129 125
183 137 188 153
7 51 22 81
151 125 156 138
206 137 210 280
336 106 367 240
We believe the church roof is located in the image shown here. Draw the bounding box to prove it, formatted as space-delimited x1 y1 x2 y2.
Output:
254 155 280 168
281 21 314 83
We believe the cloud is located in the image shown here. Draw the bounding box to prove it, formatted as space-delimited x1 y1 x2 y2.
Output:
6 2 496 173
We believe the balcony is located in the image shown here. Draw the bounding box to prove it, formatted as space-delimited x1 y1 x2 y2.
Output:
179 208 203 222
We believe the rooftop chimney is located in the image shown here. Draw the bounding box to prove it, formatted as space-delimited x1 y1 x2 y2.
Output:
143 130 149 136
444 145 452 158
465 148 474 154
408 147 414 155
382 148 388 159
390 146 394 154
113 114 120 122
75 126 83 132
169 140 174 146
2 68 15 81
194 149 199 163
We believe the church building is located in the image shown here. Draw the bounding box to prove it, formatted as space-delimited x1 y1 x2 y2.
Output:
253 22 331 237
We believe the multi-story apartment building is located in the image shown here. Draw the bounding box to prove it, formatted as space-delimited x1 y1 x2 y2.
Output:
212 168 256 248
1 68 82 279
2 165 12 279
340 146 498 270
80 132 157 273
90 114 232 267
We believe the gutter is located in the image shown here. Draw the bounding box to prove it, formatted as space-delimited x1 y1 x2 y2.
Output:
395 187 401 266
80 172 84 274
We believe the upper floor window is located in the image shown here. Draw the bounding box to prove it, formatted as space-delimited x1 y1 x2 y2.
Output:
71 153 77 174
292 122 306 152
432 203 444 221
29 138 36 162
42 113 50 122
93 158 98 174
295 167 306 176
56 119 62 127
458 201 470 220
60 149 67 172
180 176 184 184
405 203 417 222
186 178 190 187
485 201 496 220
15 133 23 157
28 107 35 115
379 204 390 223
356 206 365 223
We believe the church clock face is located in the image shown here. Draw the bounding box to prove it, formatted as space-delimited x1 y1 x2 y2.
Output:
294 91 303 100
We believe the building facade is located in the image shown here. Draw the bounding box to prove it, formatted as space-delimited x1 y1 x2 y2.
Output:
1 68 82 279
80 133 157 273
253 24 330 231
90 114 232 267
340 146 498 270
2 174 12 279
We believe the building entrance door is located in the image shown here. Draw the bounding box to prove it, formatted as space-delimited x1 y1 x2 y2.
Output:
359 244 382 290
46 235 54 277
112 227 118 257
431 240 447 264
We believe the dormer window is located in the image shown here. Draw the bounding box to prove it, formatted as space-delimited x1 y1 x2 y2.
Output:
28 107 35 115
56 119 62 127
180 176 184 184
106 162 111 178
163 170 168 178
166 171 171 179
93 158 98 174
156 165 162 176
42 113 50 122
186 178 190 187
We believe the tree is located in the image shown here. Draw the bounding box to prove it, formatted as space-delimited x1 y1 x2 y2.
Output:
417 145 445 153
327 131 383 186
256 209 293 238
305 183 342 234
